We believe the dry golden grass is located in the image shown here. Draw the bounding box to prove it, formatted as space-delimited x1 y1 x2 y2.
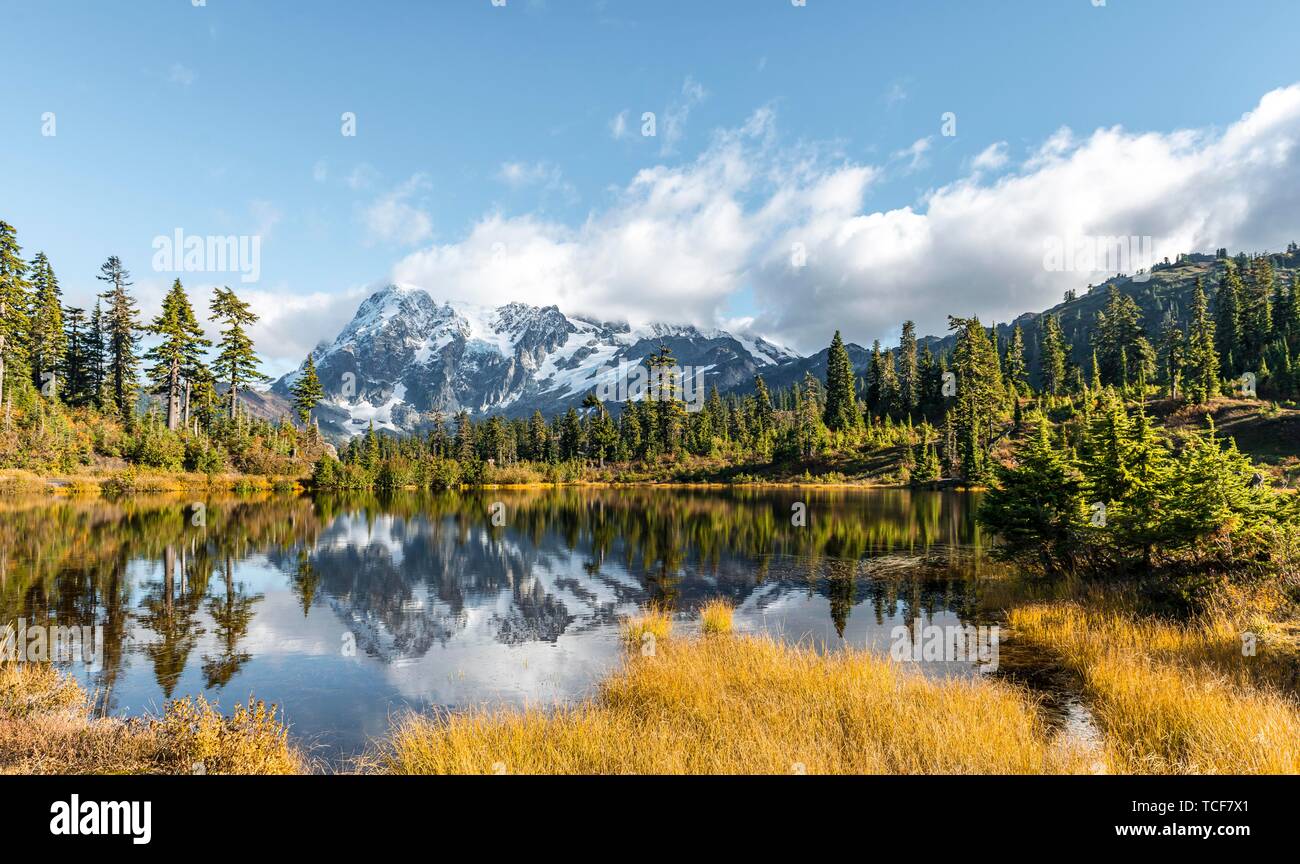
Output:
622 608 673 651
1008 602 1300 774
0 662 303 775
699 599 735 635
365 634 1087 775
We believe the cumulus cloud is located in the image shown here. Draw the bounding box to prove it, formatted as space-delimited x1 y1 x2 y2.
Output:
390 84 1300 354
362 174 434 247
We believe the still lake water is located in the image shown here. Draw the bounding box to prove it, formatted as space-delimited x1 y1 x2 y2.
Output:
0 487 1013 760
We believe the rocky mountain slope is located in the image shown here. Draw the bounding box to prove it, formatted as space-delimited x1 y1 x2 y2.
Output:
269 284 798 437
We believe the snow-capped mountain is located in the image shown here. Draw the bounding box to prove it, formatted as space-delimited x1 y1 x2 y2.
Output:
272 283 800 437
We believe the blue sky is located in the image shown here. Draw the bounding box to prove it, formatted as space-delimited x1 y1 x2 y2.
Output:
4 0 1300 375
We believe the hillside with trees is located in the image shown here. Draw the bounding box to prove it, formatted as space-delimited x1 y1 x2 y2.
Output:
1 215 1298 501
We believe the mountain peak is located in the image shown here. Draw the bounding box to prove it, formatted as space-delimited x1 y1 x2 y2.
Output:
274 288 804 437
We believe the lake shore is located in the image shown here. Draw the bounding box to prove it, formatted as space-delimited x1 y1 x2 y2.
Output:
7 598 1298 774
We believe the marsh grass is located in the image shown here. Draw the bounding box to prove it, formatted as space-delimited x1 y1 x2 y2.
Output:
366 634 1087 775
699 599 735 635
0 662 302 774
622 608 673 650
1008 602 1300 774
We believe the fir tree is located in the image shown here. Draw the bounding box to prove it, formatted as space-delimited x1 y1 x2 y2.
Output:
210 286 268 419
822 330 859 431
290 353 325 426
898 321 919 415
978 413 1084 573
1039 314 1067 396
97 256 141 420
1184 278 1219 405
1004 323 1028 395
1215 260 1244 376
0 220 31 407
752 374 775 439
28 252 65 399
62 306 89 406
145 278 210 429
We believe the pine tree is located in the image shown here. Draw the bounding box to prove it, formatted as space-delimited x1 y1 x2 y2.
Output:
1183 278 1219 405
62 306 89 406
1156 311 1185 400
948 316 1004 481
1039 314 1067 396
28 252 65 399
290 353 325 426
527 409 549 461
898 321 919 415
97 256 141 420
87 299 107 407
977 413 1084 573
822 330 859 431
752 374 775 439
210 286 268 419
0 220 32 408
145 278 210 429
865 340 883 414
1004 323 1028 395
1215 260 1244 376
1242 257 1274 369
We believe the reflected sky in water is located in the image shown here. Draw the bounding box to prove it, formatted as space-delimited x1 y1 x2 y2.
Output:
0 488 1005 759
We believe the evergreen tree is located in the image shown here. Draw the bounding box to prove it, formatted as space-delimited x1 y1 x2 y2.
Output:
210 286 268 419
527 409 549 461
87 298 107 407
1156 311 1185 400
865 340 883 414
1242 257 1274 369
0 220 31 407
290 353 325 426
752 374 775 439
97 256 141 420
898 321 919 415
1215 260 1244 376
948 315 1004 481
62 306 89 406
28 252 65 399
978 414 1084 573
1184 278 1219 405
822 330 859 431
1039 314 1067 396
1004 323 1028 395
145 278 209 429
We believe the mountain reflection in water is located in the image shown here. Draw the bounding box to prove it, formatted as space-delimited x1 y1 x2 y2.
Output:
0 487 1005 757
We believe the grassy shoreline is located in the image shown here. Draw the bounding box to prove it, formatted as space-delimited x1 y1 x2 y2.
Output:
2 467 963 497
8 596 1298 775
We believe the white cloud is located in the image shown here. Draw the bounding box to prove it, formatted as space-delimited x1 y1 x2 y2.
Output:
971 141 1009 172
362 174 434 247
893 136 932 174
609 110 629 140
346 162 380 191
389 84 1300 355
244 284 372 375
496 160 576 202
660 76 707 155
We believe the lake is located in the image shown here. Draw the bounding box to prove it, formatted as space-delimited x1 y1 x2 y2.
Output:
0 487 1021 762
